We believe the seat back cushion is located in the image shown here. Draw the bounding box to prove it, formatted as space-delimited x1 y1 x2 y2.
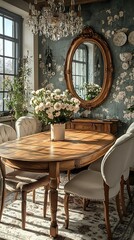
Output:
15 116 41 138
126 122 134 133
0 124 17 176
0 123 16 144
101 132 134 187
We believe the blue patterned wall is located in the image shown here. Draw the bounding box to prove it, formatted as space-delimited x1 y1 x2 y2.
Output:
39 0 134 133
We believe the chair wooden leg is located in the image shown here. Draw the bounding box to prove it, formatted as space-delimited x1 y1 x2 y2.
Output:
83 198 89 210
64 193 70 229
32 189 35 203
116 193 123 223
43 185 49 218
67 170 70 181
14 192 18 201
22 191 27 230
103 182 112 240
0 179 6 222
120 175 127 216
58 171 70 187
126 178 132 203
83 198 87 210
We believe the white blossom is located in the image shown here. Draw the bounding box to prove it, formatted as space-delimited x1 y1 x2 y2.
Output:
125 86 133 92
114 15 119 20
39 102 45 111
106 9 111 14
105 30 111 39
35 105 39 114
119 11 124 17
46 101 51 108
54 102 62 111
30 88 80 124
53 89 61 94
107 16 113 25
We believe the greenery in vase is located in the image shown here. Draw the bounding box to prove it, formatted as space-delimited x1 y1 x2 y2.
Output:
3 53 32 120
81 83 102 100
30 88 80 125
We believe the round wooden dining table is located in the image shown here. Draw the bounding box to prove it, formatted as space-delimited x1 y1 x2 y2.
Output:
0 129 115 238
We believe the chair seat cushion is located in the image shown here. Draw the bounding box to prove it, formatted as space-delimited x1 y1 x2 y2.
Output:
64 170 120 200
5 171 49 192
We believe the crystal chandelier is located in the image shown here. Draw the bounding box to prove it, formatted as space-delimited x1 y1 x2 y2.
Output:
26 0 83 41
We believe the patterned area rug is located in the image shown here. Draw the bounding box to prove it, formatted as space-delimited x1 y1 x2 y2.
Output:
0 173 134 240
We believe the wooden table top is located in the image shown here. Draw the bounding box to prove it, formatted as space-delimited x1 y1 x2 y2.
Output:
0 130 115 170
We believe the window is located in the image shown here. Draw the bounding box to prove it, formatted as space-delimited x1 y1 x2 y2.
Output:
0 7 22 115
72 44 88 99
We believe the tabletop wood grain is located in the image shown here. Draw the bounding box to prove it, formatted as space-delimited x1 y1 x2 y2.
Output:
0 129 115 238
0 130 115 163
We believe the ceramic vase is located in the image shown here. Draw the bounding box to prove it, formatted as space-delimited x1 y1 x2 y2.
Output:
50 123 65 141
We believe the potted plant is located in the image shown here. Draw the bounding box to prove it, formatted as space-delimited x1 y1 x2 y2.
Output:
3 54 32 120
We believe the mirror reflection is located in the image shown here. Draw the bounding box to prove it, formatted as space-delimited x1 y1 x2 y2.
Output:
72 42 104 100
65 26 113 109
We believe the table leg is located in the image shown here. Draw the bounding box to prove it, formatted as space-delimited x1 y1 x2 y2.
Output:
49 162 59 238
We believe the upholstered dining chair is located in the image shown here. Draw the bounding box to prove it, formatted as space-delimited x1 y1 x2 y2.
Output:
64 132 134 240
0 123 49 230
15 116 42 138
89 122 134 173
126 122 134 134
88 123 134 214
120 122 134 213
15 116 49 201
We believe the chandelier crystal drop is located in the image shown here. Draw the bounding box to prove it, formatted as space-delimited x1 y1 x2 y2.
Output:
26 0 83 41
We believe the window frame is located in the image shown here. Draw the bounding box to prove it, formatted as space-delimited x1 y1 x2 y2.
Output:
0 7 23 115
72 44 88 99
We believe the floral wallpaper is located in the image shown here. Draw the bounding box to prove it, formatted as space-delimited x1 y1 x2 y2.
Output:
39 0 134 133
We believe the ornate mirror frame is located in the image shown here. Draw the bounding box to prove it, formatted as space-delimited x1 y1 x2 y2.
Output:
64 26 113 109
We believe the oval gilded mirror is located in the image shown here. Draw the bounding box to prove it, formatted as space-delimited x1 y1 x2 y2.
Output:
64 26 113 108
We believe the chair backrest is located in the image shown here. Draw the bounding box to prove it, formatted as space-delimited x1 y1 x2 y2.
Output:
126 122 134 168
15 116 42 138
0 123 16 144
126 122 134 133
101 132 134 187
0 123 17 176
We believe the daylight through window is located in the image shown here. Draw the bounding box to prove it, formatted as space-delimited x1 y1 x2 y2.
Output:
0 7 22 114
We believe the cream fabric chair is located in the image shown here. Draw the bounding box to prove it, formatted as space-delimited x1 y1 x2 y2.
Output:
0 123 49 229
15 116 42 138
0 123 16 175
89 122 134 214
15 116 46 202
64 132 134 240
120 122 134 212
89 122 134 172
126 122 134 134
0 123 17 143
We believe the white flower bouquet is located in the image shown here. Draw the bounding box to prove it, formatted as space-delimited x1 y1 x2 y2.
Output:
85 83 102 100
30 88 80 125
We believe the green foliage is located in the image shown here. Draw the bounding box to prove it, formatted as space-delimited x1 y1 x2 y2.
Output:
127 105 134 112
85 83 102 100
80 83 102 100
3 55 32 119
